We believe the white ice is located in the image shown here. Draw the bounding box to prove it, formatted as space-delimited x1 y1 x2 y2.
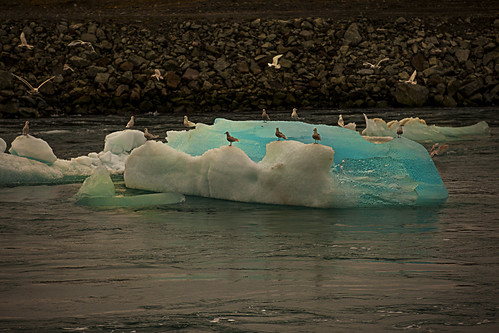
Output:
9 134 57 164
0 137 6 153
362 114 490 142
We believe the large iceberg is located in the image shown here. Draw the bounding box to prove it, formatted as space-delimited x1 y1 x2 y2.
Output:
125 119 449 207
362 114 490 142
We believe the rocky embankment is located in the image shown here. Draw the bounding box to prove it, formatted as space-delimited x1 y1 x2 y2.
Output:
0 16 498 118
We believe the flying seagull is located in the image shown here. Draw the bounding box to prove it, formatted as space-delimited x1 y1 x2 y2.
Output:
399 70 417 85
363 57 389 69
312 127 321 144
183 115 196 129
291 108 299 119
126 115 134 129
224 131 239 146
63 64 74 72
275 128 287 141
22 121 29 136
144 128 159 140
18 32 34 49
151 69 163 81
68 40 95 53
262 109 270 122
268 54 283 69
11 74 55 94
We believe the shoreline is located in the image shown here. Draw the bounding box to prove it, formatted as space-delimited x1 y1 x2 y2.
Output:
0 3 498 118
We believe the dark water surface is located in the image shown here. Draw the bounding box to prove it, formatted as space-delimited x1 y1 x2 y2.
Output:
0 108 498 332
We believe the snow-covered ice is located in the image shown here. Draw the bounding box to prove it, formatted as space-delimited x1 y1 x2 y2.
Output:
9 135 57 164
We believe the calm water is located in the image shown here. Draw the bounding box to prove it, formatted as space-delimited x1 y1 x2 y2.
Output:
0 108 498 332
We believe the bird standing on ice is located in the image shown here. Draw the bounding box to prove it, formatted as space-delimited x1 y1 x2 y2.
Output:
144 128 159 140
275 128 287 141
183 115 196 129
397 125 404 137
291 108 299 119
312 127 321 144
224 131 239 146
262 109 270 122
22 121 29 136
268 54 283 69
126 116 134 129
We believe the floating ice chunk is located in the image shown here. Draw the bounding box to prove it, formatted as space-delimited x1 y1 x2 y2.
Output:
0 137 6 153
362 114 490 142
103 129 147 155
125 140 349 207
75 192 185 208
74 166 116 199
9 135 57 164
0 153 64 185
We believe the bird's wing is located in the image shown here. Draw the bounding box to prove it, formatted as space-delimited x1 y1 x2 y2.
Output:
68 40 83 46
272 54 283 64
37 76 56 89
155 69 161 76
20 32 27 45
409 70 417 82
12 74 35 90
376 58 389 66
363 62 374 67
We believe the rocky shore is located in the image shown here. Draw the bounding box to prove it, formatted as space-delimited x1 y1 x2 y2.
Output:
0 15 498 118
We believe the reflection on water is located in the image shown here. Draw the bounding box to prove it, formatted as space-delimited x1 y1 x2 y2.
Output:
0 107 498 331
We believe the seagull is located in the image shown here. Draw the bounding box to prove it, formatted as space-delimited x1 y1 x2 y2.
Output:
312 127 321 144
144 128 159 140
11 74 55 94
430 143 449 158
126 115 134 128
151 69 163 81
399 70 417 84
68 40 95 53
291 108 299 119
363 57 389 69
262 109 270 122
63 63 74 72
275 128 287 141
268 54 283 69
224 131 239 146
183 115 196 129
18 32 34 49
397 124 404 137
22 121 29 135
338 114 356 131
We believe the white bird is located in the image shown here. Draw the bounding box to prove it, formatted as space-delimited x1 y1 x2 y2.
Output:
63 63 74 72
126 115 134 128
262 109 270 122
268 54 283 69
22 121 29 135
338 114 356 131
144 128 159 140
363 57 389 69
291 108 299 119
68 40 95 53
183 115 196 129
275 127 287 141
312 127 321 143
11 74 55 94
151 69 163 81
18 32 34 49
399 70 417 85
224 131 239 146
